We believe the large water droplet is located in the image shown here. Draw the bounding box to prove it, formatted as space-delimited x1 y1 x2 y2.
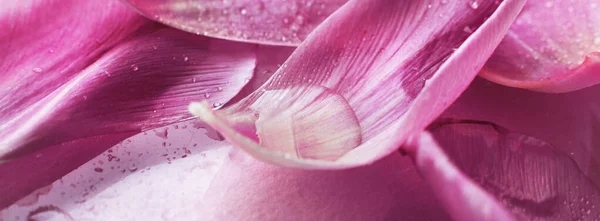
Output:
131 64 139 71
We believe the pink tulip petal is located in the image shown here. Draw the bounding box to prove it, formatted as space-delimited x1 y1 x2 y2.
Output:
1 0 256 207
481 0 600 93
442 78 600 186
0 28 255 207
122 0 347 46
190 0 526 168
196 149 450 221
2 28 255 159
425 122 600 220
403 131 516 221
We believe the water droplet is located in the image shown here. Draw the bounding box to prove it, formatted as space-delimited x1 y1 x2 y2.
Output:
131 64 139 71
217 87 223 91
48 49 55 53
82 96 88 100
441 0 448 4
192 78 197 83
240 8 247 15
469 1 479 9
204 93 210 98
128 165 137 172
463 26 474 33
427 4 432 9
32 67 43 73
183 56 189 62
212 102 222 108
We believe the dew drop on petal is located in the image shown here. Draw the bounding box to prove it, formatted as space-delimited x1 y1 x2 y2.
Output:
469 1 479 9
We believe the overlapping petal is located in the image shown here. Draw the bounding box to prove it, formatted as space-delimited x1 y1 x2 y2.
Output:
420 122 600 220
403 131 516 221
0 0 256 208
123 0 347 46
482 0 600 93
442 78 600 186
189 0 526 169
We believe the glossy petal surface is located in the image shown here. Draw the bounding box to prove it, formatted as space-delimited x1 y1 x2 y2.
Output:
123 0 347 46
427 123 600 221
482 0 600 93
0 0 256 208
404 132 516 221
190 0 526 168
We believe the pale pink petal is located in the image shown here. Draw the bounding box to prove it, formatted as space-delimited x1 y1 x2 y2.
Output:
123 0 347 46
442 77 600 186
196 149 450 221
0 0 256 207
426 122 600 220
1 122 231 220
403 131 516 221
189 0 526 168
481 0 600 93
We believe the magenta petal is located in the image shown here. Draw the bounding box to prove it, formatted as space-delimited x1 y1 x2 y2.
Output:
0 28 255 207
122 0 347 46
482 0 600 93
197 150 450 221
1 28 255 159
0 0 256 207
404 131 516 221
426 123 600 220
189 0 526 168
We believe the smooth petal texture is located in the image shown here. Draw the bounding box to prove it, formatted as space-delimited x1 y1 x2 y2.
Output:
123 0 347 46
196 149 450 221
427 123 600 221
190 0 526 168
403 132 515 221
0 0 256 207
481 0 600 93
442 78 600 186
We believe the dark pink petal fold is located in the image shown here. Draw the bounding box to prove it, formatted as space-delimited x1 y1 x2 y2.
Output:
425 122 600 220
123 0 347 46
442 78 600 186
0 0 255 208
197 149 450 221
189 0 526 168
403 131 516 221
482 0 600 93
